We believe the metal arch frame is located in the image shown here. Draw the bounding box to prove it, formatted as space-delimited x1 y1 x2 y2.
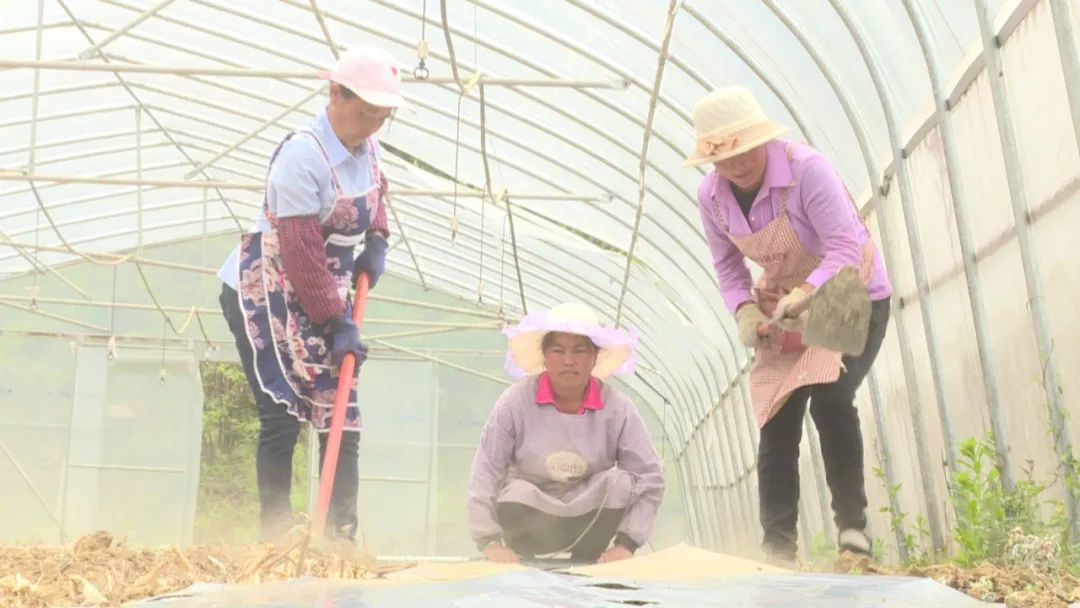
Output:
378 106 737 343
147 0 738 356
0 19 70 37
1049 0 1080 157
11 0 1067 549
306 0 340 61
0 124 147 155
35 0 751 542
39 0 743 356
386 209 701 434
761 0 947 553
678 3 814 144
384 195 429 291
4 75 700 297
0 58 624 89
6 237 691 462
389 193 730 408
54 0 245 232
76 0 177 59
458 0 693 126
4 104 730 451
971 0 1078 538
355 0 708 214
379 128 726 337
899 0 1027 510
0 180 255 229
4 0 92 307
825 1 959 478
4 179 712 542
392 208 716 432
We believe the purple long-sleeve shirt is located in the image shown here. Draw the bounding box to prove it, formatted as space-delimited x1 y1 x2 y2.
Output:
696 139 892 313
467 374 665 550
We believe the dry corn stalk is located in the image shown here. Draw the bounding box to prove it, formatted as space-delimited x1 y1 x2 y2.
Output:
1 527 417 607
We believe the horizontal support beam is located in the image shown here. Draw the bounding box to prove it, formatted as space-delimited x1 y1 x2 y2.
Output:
0 59 629 89
0 171 604 201
0 238 221 273
0 326 510 359
0 294 503 328
370 338 511 385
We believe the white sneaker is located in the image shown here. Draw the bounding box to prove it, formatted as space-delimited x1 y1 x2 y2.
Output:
837 528 871 556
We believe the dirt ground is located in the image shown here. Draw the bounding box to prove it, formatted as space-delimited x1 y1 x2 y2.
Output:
3 532 1080 607
833 552 1080 608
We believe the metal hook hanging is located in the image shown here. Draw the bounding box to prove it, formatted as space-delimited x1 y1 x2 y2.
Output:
413 0 431 80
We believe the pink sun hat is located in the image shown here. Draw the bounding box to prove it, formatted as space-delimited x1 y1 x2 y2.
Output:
319 45 407 108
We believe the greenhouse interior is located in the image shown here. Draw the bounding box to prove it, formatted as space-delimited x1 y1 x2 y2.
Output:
1 0 1079 606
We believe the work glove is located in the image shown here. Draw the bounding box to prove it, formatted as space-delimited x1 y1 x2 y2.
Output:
327 314 368 367
353 234 388 289
735 303 771 348
772 286 811 332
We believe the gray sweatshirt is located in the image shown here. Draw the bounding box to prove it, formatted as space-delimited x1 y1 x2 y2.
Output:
467 374 665 549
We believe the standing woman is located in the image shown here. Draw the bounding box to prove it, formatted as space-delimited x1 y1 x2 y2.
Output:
685 86 892 566
217 46 403 541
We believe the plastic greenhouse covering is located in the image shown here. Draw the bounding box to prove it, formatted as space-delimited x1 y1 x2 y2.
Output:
1 0 1080 598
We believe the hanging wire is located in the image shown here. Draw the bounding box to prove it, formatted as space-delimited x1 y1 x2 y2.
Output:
196 312 215 362
135 263 198 336
478 83 526 314
107 266 119 360
450 94 464 242
440 0 468 94
28 203 41 311
473 1 484 304
497 215 507 316
159 319 167 385
26 179 136 267
413 0 430 80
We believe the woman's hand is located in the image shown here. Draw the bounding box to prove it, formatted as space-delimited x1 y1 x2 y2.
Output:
735 302 771 348
482 542 520 564
597 544 634 563
772 284 814 331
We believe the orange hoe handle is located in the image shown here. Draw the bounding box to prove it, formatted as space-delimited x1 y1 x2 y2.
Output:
311 272 370 539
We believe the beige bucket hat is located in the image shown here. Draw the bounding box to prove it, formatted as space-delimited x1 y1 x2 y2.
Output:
683 86 788 167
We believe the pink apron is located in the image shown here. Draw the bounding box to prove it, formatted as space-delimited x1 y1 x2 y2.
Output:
722 144 877 428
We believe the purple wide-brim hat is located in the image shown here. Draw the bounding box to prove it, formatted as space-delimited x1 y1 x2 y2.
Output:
502 302 638 380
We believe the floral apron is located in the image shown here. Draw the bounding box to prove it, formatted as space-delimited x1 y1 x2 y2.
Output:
236 130 383 432
723 144 877 428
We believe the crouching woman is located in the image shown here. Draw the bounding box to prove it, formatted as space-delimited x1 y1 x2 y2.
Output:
467 303 665 564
